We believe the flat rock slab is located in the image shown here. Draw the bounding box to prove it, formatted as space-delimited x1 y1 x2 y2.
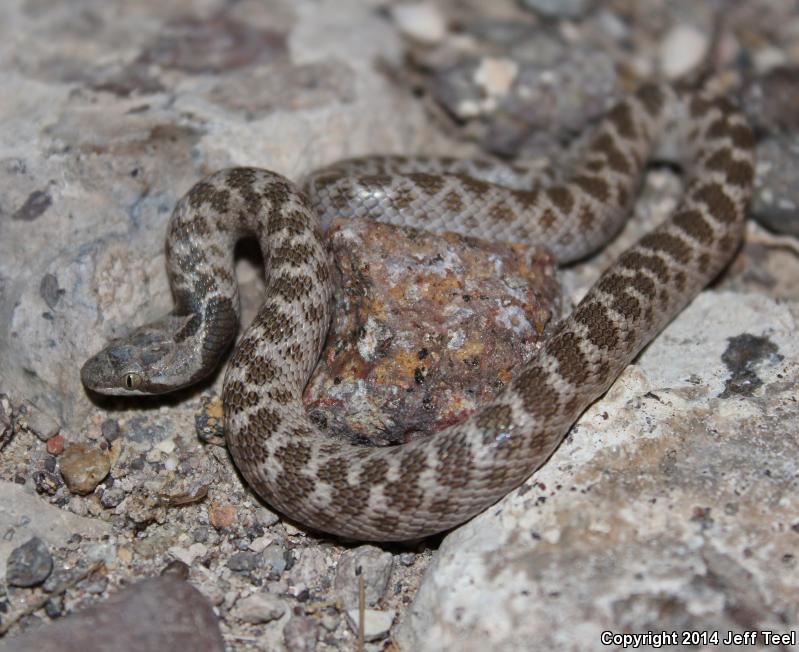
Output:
0 482 111 580
0 577 224 652
397 292 799 651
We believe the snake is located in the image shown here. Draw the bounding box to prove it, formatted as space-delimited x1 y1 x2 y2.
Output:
81 83 755 541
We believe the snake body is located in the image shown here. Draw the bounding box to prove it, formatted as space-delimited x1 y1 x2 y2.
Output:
81 84 755 541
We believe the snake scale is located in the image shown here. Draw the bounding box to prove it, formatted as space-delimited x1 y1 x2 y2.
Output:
81 83 755 541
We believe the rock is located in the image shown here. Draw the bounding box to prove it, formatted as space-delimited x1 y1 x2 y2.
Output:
45 434 65 455
659 24 709 79
20 402 60 441
0 394 13 447
391 3 447 44
0 482 111 575
283 615 319 652
519 0 593 19
305 219 558 446
741 66 799 134
255 506 280 528
227 551 261 573
334 545 394 609
194 395 226 446
262 542 289 580
396 293 799 650
234 592 287 624
425 28 617 157
345 608 396 642
288 547 331 594
207 501 237 530
58 443 111 494
751 136 799 237
0 577 224 652
99 418 121 442
5 537 53 587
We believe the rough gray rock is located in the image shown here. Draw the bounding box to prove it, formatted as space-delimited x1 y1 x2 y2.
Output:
396 293 799 651
0 577 224 652
751 136 799 237
5 537 53 587
334 545 394 609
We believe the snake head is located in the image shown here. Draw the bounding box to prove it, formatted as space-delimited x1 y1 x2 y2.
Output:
81 313 205 396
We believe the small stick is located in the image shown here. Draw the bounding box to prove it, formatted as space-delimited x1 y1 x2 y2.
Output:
357 566 365 652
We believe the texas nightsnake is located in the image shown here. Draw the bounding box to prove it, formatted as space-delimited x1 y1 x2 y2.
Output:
82 83 755 541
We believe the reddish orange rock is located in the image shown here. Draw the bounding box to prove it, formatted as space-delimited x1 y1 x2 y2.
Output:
46 433 65 455
208 501 237 530
304 218 560 445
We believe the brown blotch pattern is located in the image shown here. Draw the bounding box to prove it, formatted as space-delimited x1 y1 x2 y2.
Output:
245 356 277 385
512 366 561 420
546 186 574 214
640 233 692 264
692 183 738 224
545 331 588 385
434 431 474 487
475 404 514 445
673 209 714 244
574 302 619 349
573 175 610 202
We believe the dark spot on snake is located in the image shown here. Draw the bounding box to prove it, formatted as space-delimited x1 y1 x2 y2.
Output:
573 176 610 202
607 102 637 140
475 404 514 445
434 430 474 487
407 172 446 196
513 365 561 420
573 301 619 349
691 183 737 225
546 185 574 214
636 83 665 116
673 209 714 245
545 331 588 386
640 232 692 264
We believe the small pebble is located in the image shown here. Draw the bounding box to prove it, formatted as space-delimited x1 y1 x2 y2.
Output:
161 559 190 580
234 592 287 624
255 507 280 528
100 484 125 508
58 443 111 494
6 537 54 587
100 418 121 442
391 3 447 44
345 608 396 641
334 545 394 609
283 615 319 652
44 595 63 618
208 501 237 529
398 552 416 566
46 434 65 455
262 542 289 579
22 402 60 441
752 136 799 237
519 0 593 19
659 24 708 79
227 551 261 572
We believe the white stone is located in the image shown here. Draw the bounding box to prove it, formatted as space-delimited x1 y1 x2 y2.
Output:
659 24 708 78
346 608 396 641
234 592 287 624
391 3 447 44
473 58 518 97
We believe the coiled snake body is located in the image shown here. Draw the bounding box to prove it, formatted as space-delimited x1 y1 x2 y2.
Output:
82 84 755 541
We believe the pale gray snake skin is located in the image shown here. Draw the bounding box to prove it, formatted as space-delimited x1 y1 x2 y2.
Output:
81 83 755 541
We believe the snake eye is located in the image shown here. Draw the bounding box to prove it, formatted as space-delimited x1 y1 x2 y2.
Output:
123 372 142 390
